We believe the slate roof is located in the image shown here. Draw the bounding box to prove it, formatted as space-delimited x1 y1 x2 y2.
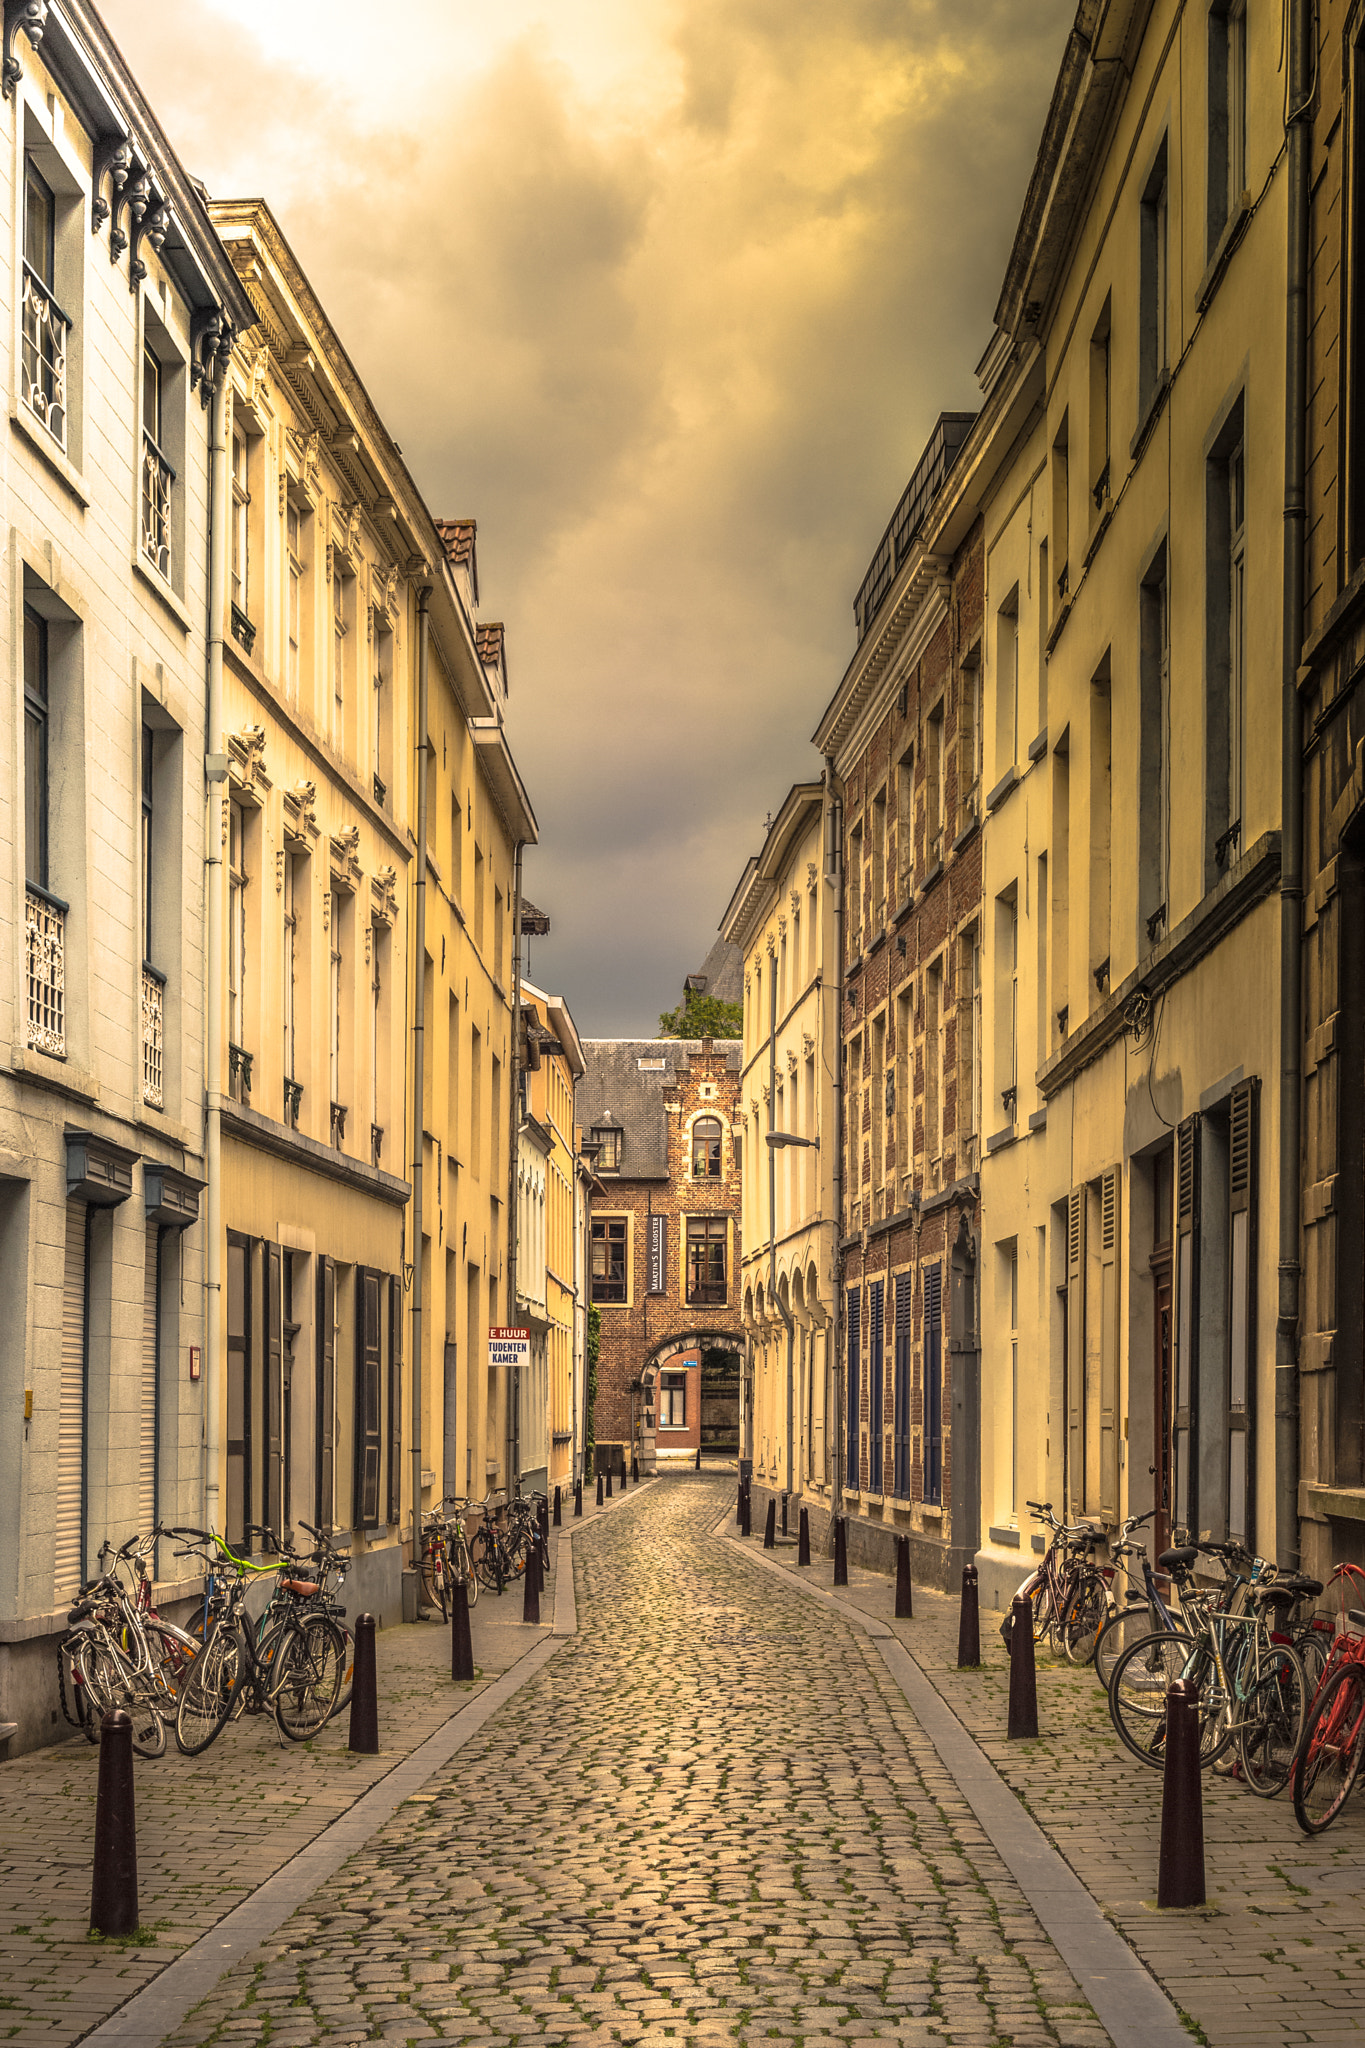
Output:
688 933 742 1005
579 1038 740 1180
519 897 551 935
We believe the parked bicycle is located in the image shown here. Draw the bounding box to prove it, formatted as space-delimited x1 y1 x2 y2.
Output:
1292 1562 1365 1833
57 1526 199 1757
1001 1501 1107 1658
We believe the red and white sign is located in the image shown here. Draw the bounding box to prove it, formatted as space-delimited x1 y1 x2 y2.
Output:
489 1326 530 1369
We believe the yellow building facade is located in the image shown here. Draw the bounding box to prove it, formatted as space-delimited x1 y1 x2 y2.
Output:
519 981 585 1501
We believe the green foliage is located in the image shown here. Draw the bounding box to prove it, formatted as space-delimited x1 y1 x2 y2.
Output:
583 1303 601 1474
658 987 743 1040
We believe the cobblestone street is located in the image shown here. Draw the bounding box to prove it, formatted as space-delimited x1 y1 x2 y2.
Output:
143 1477 1105 2048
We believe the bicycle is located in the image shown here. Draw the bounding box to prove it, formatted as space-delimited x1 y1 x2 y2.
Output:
57 1526 199 1757
1091 1518 1188 1689
1001 1501 1106 1655
1293 1562 1365 1833
441 1497 480 1606
1060 1509 1157 1669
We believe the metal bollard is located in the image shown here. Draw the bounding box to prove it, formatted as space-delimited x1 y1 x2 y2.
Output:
621 1459 629 1492
522 1541 542 1624
895 1535 914 1619
451 1577 475 1682
798 1506 811 1567
740 1483 751 1538
834 1515 848 1586
957 1564 981 1668
696 1445 702 1471
348 1612 380 1754
553 1486 562 1528
574 1480 583 1518
596 1470 604 1507
632 1454 639 1482
605 1467 614 1499
763 1497 776 1550
781 1494 789 1537
1006 1596 1039 1738
1157 1680 1206 1908
736 1479 744 1525
89 1710 138 1938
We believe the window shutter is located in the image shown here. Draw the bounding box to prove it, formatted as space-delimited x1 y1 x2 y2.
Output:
387 1275 402 1526
1066 1187 1085 1517
140 1225 160 1542
869 1279 885 1493
356 1268 382 1527
56 1201 87 1601
845 1285 861 1491
317 1256 335 1532
893 1271 912 1498
1226 1082 1256 1546
925 1262 943 1507
1173 1115 1200 1539
265 1242 283 1540
1099 1167 1121 1520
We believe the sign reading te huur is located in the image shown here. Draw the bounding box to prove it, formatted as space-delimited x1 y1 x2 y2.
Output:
489 1326 530 1369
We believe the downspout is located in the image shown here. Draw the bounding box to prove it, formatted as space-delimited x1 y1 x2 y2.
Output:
1276 0 1310 1570
410 589 431 1575
825 755 844 1516
203 370 229 1536
770 954 795 1515
507 840 524 1496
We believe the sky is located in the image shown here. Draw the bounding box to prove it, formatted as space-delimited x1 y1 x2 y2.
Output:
102 0 1074 1036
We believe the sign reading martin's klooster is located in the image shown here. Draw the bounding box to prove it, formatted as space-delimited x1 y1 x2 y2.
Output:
489 1326 530 1369
648 1214 667 1295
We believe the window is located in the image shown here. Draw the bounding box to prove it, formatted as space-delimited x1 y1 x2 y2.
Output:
1139 543 1169 937
659 1370 686 1429
231 423 250 622
283 850 301 1106
141 346 173 579
959 924 981 1162
1089 295 1111 513
994 892 1018 1121
1007 1240 1019 1516
141 724 154 964
24 604 49 890
1051 413 1070 613
995 588 1019 776
591 1217 627 1303
329 891 343 1139
686 1216 727 1305
1140 139 1170 416
848 819 863 948
370 920 383 1154
1091 657 1114 983
896 744 916 896
286 504 303 703
331 567 347 752
228 802 248 1094
926 701 945 866
21 155 67 448
1209 1 1247 253
871 786 887 928
1206 407 1246 879
593 1126 622 1172
959 653 980 823
373 619 390 807
692 1115 722 1178
926 960 943 1175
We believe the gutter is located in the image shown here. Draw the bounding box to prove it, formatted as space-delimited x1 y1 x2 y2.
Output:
769 958 796 1522
202 372 229 1537
410 589 431 1574
826 757 845 1514
507 840 525 1496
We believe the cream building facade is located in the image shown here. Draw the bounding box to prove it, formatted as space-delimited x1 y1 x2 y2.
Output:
723 785 838 1514
0 3 252 1750
974 0 1292 1601
517 979 584 1502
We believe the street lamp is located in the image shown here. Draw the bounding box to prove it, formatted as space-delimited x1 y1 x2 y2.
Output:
765 1131 819 1148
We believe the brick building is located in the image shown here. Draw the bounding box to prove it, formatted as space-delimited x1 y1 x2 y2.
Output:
812 412 1000 1588
579 1035 743 1473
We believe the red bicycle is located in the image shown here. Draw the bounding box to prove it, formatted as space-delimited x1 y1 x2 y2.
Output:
1293 1562 1365 1833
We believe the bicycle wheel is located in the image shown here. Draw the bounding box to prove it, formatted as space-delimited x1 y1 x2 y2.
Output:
1239 1642 1307 1797
1109 1629 1226 1770
1294 1664 1365 1834
1094 1604 1162 1691
78 1638 166 1758
175 1623 243 1755
143 1620 197 1711
272 1616 345 1740
474 1531 505 1591
450 1533 478 1607
419 1544 448 1621
1060 1572 1108 1666
327 1625 355 1723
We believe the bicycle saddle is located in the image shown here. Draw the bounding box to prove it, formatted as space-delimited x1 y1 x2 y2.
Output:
282 1578 320 1598
1272 1573 1323 1599
1158 1546 1198 1572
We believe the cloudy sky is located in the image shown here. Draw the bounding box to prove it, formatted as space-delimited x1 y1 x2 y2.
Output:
104 0 1072 1036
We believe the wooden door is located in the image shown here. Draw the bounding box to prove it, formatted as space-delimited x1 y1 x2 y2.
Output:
1151 1252 1172 1560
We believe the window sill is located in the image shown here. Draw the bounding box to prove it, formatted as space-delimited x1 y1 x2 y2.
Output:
1196 195 1252 315
985 1122 1018 1155
918 858 945 899
1129 366 1171 464
987 1525 1021 1549
10 1043 98 1104
951 808 979 855
11 405 90 507
986 766 1018 814
1045 599 1071 657
132 553 192 634
1027 727 1048 764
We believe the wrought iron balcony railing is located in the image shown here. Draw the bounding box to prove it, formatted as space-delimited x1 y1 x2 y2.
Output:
25 884 66 1057
20 262 70 449
141 430 175 579
141 964 165 1109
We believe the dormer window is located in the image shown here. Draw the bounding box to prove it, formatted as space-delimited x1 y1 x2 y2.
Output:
593 1126 622 1172
692 1115 722 1177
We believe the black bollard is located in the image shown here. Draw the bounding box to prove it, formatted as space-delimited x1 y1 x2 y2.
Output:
522 1541 542 1624
348 1612 379 1754
1006 1596 1039 1739
740 1483 751 1538
763 1498 777 1550
606 1468 614 1499
574 1480 583 1518
781 1494 789 1537
895 1535 914 1619
834 1515 848 1586
798 1507 811 1567
632 1454 639 1482
451 1577 475 1682
89 1711 138 1938
696 1445 702 1471
621 1459 629 1492
736 1479 744 1525
553 1486 562 1528
1157 1680 1206 1908
956 1564 981 1668
596 1470 604 1507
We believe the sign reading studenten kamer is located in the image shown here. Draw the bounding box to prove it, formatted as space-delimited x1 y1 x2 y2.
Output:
489 1327 530 1369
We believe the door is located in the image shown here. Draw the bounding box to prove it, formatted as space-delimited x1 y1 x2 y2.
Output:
1151 1252 1172 1560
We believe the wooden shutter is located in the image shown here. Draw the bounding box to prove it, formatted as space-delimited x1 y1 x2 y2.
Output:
387 1276 402 1525
1099 1168 1120 1520
893 1271 912 1497
355 1268 382 1527
226 1236 250 1550
1066 1188 1085 1516
1227 1083 1256 1546
845 1286 861 1491
56 1201 87 1600
139 1226 159 1540
265 1243 283 1541
869 1279 885 1493
1173 1115 1200 1539
317 1256 335 1531
925 1262 943 1506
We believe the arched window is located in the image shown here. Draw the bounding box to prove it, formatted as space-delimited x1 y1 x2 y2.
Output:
692 1115 722 1178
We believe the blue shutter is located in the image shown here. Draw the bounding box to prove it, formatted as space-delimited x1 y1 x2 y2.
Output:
925 1261 943 1506
845 1286 861 1491
869 1280 884 1493
893 1272 912 1498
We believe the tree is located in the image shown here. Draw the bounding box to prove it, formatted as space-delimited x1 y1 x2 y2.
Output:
658 987 743 1039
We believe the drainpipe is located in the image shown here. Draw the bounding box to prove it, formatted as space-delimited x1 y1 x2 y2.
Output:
770 953 796 1519
410 589 431 1576
1276 0 1310 1571
203 369 229 1537
506 840 524 1497
825 755 844 1516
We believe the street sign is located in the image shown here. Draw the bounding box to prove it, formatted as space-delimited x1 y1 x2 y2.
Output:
489 1326 530 1369
647 1214 666 1295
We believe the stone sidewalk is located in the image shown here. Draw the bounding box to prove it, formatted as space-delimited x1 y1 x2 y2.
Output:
727 1514 1365 2047
0 1487 632 2048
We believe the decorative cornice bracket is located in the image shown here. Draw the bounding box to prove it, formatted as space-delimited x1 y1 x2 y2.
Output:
2 0 46 99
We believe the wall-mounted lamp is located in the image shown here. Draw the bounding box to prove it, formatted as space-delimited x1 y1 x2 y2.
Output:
766 1131 819 1149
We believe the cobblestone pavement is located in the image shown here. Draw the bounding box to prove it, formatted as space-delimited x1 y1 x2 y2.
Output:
0 1532 563 2047
739 1519 1365 2048
155 1477 1105 2048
